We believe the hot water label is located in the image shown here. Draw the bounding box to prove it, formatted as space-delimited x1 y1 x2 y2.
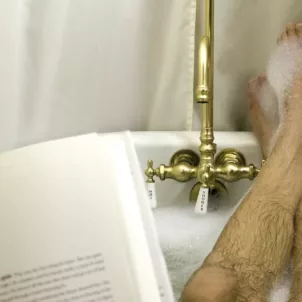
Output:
195 188 209 214
147 183 157 209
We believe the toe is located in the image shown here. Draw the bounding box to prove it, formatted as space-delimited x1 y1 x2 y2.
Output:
286 22 297 38
296 23 302 38
277 23 301 45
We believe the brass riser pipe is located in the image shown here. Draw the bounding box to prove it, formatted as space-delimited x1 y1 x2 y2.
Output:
196 0 216 186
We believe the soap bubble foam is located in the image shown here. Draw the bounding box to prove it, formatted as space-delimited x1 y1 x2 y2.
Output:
154 203 231 300
262 38 302 152
267 38 302 115
154 202 292 301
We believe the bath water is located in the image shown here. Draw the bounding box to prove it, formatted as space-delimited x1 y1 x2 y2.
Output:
154 203 231 300
154 203 292 301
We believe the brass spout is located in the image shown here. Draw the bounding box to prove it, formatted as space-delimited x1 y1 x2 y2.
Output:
195 0 214 104
195 36 211 103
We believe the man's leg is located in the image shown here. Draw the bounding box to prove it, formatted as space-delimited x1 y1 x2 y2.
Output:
249 74 302 302
181 23 302 302
276 22 302 302
289 202 302 301
249 73 302 302
181 115 302 302
254 23 302 301
249 75 302 302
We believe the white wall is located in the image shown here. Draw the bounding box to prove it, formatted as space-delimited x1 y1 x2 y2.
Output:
0 0 196 152
16 0 152 146
0 0 302 152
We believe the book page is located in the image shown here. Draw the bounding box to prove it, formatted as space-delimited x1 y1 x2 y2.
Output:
0 133 160 302
122 132 175 302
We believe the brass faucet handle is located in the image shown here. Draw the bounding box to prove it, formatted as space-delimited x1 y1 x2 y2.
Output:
145 153 198 183
248 164 261 180
145 160 156 183
144 160 167 182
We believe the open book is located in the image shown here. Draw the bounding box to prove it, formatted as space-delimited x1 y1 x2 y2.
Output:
0 132 174 302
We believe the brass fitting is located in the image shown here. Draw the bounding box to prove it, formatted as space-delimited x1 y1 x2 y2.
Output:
145 150 198 183
144 0 261 199
145 148 260 190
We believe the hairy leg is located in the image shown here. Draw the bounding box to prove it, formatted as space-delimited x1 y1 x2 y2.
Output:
181 95 302 302
181 23 302 302
277 23 302 302
289 201 302 301
248 70 302 302
250 24 302 300
181 131 302 302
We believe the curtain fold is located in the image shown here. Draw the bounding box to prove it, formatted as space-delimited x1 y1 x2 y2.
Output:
0 0 302 152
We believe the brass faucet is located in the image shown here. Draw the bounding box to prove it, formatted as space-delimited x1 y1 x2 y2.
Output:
145 0 261 199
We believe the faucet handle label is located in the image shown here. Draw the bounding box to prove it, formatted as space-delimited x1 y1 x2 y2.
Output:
195 188 209 215
147 183 157 209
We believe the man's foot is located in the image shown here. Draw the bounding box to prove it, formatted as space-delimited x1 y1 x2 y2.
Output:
250 23 302 160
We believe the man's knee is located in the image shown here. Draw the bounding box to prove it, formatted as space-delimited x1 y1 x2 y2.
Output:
181 266 237 302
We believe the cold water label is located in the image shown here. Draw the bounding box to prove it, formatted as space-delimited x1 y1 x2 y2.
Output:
147 183 157 209
195 188 209 214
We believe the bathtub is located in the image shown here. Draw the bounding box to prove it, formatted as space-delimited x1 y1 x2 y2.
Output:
131 131 263 299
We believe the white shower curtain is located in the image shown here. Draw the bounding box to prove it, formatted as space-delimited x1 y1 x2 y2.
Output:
0 0 302 152
0 0 196 152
